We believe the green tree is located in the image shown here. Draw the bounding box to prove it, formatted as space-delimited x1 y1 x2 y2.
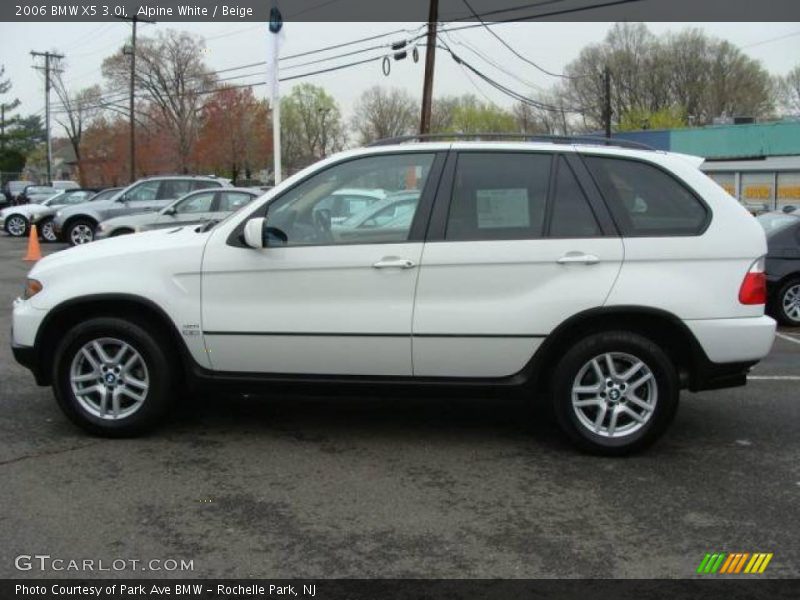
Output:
0 64 21 151
430 95 516 134
618 107 687 131
281 83 345 174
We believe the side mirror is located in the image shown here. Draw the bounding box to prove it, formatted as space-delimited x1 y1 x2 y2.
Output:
164 206 177 216
243 217 265 249
116 194 129 203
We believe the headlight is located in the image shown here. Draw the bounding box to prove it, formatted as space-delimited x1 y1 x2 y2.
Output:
23 278 43 299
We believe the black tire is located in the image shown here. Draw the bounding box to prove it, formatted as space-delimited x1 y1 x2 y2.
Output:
52 317 177 437
4 213 29 237
551 330 679 456
65 218 96 246
771 277 800 327
110 228 134 237
38 217 58 243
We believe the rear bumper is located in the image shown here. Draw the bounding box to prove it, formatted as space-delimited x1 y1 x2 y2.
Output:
684 316 776 363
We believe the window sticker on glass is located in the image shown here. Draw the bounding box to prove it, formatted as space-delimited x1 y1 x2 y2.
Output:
476 189 530 229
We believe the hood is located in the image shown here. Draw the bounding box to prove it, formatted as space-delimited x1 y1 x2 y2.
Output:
55 199 116 220
9 203 54 218
30 226 204 283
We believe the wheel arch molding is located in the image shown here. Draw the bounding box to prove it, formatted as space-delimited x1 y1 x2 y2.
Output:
33 293 193 386
526 305 714 393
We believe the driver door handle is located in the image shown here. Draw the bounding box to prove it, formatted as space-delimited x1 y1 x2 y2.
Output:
372 257 416 269
557 252 600 265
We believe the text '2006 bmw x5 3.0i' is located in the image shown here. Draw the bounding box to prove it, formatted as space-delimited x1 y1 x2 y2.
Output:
11 136 776 455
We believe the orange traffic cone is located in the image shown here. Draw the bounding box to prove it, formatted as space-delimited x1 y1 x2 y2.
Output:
23 224 42 262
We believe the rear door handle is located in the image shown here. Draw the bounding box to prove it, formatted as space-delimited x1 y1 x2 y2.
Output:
557 252 600 265
372 257 416 269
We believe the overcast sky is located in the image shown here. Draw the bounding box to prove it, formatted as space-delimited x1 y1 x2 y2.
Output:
0 21 798 125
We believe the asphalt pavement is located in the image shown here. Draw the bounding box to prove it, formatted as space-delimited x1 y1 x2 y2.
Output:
0 233 798 579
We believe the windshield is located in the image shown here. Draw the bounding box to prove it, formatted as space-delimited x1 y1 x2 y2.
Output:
89 188 122 202
42 192 66 206
757 212 800 234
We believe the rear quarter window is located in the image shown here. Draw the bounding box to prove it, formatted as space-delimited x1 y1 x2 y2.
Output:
584 156 709 236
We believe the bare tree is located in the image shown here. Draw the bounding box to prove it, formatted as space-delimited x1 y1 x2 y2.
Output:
776 64 800 115
562 23 774 130
102 29 214 172
351 86 417 144
52 71 102 184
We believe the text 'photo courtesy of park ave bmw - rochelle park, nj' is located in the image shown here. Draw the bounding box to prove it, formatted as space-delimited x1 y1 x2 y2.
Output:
1 1 800 599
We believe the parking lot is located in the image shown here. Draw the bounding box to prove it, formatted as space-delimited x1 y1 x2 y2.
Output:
0 233 798 579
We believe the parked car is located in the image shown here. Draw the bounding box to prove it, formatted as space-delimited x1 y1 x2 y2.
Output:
53 176 230 246
12 139 776 455
95 188 259 240
314 187 386 225
756 211 800 326
332 191 420 243
0 188 100 238
31 188 123 242
17 185 58 205
5 180 29 204
52 180 80 191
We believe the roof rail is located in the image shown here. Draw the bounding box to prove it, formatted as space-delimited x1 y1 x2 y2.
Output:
367 132 655 151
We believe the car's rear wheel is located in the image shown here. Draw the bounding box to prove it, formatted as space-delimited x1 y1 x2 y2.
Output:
52 317 176 436
551 331 679 456
5 214 29 237
774 278 800 326
38 217 58 242
66 219 95 245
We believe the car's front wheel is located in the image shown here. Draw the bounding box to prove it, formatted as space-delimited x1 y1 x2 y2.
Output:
551 331 679 456
52 317 176 436
773 278 800 326
66 219 95 246
5 214 29 237
38 217 58 242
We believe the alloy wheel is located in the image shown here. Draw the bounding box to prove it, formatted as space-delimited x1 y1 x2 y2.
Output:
7 215 27 237
69 337 150 420
571 352 658 438
70 224 94 245
782 284 800 323
40 220 57 242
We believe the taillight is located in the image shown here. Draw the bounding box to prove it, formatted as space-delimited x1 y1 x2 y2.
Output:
739 258 767 305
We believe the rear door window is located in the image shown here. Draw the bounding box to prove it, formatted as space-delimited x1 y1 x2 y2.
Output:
584 156 708 236
445 153 551 241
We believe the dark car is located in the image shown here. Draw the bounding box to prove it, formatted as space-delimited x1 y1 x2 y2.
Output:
757 211 800 326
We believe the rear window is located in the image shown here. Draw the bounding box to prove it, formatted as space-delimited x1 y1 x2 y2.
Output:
584 156 708 236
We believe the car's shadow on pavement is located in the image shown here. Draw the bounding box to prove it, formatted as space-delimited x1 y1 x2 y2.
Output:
168 391 572 451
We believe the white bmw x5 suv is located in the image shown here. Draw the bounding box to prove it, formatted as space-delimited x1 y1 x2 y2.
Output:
11 138 776 454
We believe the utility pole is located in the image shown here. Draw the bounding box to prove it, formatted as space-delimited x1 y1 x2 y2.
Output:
117 15 155 183
31 50 64 185
602 65 612 139
419 0 438 135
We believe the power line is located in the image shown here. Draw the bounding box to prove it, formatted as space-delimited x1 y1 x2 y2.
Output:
440 0 648 36
439 41 586 113
741 29 800 49
459 0 579 79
